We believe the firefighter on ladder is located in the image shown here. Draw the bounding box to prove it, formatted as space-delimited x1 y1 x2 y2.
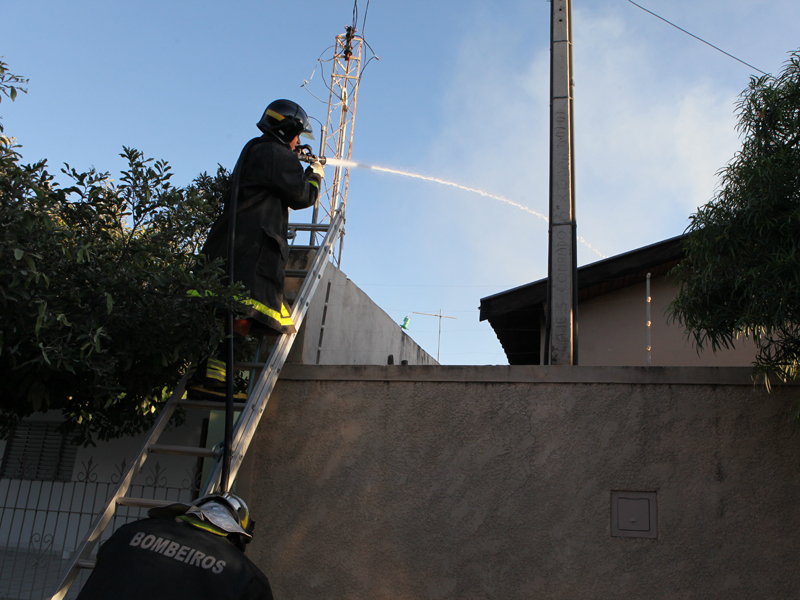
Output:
76 493 273 600
188 99 324 398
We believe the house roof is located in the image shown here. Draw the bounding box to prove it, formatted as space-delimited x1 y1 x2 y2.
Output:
479 235 687 364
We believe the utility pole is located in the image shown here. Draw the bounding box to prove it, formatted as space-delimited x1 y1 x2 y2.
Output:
545 0 578 365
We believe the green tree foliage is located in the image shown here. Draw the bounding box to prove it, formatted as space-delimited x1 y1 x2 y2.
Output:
0 61 240 445
0 57 28 136
670 50 800 392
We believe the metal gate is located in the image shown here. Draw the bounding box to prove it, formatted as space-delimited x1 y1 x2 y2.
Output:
0 458 200 600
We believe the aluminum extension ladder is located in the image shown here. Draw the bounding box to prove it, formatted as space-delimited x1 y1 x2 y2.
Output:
50 210 344 600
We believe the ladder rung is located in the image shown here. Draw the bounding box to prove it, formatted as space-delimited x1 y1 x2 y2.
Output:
77 559 95 570
288 223 330 232
285 269 309 278
116 497 175 509
147 444 218 458
236 361 266 370
177 398 247 411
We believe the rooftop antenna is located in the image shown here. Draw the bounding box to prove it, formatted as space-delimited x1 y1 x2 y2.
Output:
545 0 578 365
412 310 458 363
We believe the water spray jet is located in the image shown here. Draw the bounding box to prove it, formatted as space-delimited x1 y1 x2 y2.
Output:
296 149 605 258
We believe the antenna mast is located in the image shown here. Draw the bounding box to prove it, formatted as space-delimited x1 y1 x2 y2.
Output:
313 26 363 267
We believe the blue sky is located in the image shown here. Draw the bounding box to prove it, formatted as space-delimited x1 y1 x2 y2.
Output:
4 0 800 364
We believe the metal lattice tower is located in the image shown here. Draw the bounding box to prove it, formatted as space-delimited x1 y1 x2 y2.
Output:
311 27 363 267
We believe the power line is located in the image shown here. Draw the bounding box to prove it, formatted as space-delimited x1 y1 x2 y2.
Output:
351 0 359 31
627 0 769 76
361 0 371 39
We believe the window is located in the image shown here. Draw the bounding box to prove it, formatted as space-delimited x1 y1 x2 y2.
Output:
1 422 77 481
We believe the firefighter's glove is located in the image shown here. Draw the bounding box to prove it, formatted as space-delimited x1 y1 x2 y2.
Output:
309 160 325 179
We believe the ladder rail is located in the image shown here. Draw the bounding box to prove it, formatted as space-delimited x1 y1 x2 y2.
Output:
49 374 189 600
202 209 344 494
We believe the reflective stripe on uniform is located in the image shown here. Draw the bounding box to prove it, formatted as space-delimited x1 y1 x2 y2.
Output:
187 291 294 328
205 358 226 382
187 358 226 383
240 298 295 327
178 515 228 537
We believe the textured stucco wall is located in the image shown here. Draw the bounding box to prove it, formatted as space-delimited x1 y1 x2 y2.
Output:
239 366 800 599
579 275 758 367
288 262 437 365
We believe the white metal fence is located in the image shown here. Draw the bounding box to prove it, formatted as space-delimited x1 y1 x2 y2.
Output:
0 458 201 600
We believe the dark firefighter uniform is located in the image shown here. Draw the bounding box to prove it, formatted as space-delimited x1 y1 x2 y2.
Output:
202 135 321 334
76 517 273 600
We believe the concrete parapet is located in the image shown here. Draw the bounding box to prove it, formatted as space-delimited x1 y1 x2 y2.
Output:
239 366 800 599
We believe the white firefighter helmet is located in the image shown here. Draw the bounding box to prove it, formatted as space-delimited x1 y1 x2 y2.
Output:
148 492 251 538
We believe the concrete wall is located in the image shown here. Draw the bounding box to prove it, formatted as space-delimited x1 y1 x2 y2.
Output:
288 262 437 366
579 275 758 367
238 365 800 599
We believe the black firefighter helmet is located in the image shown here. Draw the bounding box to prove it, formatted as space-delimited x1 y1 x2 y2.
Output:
257 99 315 143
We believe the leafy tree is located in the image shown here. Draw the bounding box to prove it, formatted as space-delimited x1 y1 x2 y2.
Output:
670 50 800 393
0 57 27 136
0 61 240 445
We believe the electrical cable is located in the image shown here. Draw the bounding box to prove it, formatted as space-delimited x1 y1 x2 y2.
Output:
301 85 329 106
361 0 371 39
301 53 339 104
308 115 324 140
357 39 380 84
360 37 378 57
351 0 378 83
627 0 768 76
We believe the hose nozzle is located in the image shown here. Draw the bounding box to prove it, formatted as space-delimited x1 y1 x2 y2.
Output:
294 144 327 166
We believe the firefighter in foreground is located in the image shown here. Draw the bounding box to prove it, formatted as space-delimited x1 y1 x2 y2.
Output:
76 493 273 600
189 99 324 396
